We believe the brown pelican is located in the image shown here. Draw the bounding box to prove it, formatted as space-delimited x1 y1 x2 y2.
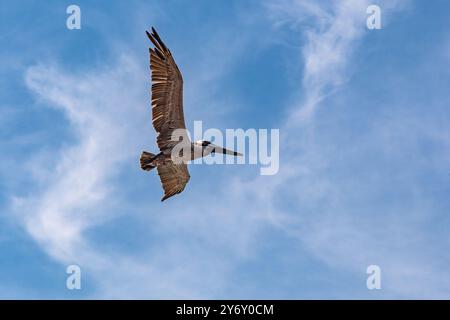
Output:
140 28 242 201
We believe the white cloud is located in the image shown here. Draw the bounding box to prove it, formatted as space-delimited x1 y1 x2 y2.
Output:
266 0 370 123
19 56 146 262
251 0 450 298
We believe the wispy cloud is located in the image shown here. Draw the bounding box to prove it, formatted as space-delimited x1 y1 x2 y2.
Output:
252 0 450 298
18 56 145 261
266 0 371 123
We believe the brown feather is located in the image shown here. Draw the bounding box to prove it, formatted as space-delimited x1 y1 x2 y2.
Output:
157 161 190 202
146 27 190 200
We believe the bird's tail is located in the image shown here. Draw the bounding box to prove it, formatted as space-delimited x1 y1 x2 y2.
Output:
140 151 157 171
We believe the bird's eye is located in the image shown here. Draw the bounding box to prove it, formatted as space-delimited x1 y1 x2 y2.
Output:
202 141 210 146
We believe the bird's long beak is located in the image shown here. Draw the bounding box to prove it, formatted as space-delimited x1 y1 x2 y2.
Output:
213 146 243 157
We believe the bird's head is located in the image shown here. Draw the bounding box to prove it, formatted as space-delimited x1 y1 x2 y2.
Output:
194 140 243 156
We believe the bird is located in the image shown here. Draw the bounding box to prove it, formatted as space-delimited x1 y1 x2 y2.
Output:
140 27 243 201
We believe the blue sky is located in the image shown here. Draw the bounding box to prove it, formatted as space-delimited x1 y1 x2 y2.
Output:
1 0 450 299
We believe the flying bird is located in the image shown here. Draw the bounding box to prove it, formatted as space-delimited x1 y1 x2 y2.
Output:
140 28 242 201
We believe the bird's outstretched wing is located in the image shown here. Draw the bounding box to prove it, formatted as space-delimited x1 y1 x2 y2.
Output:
157 161 190 201
146 27 188 152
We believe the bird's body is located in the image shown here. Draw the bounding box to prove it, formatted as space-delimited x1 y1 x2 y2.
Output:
140 28 242 201
141 140 225 167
